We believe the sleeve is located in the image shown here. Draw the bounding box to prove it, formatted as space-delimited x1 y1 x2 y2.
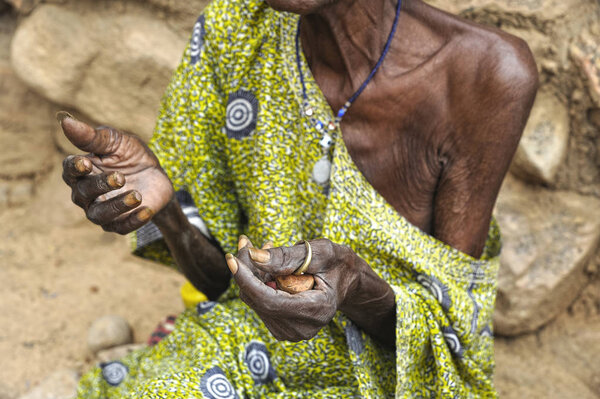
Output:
131 11 242 267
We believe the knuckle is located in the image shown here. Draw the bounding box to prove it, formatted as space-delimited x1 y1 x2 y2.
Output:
280 246 293 268
62 172 71 185
236 247 250 264
86 208 100 224
289 329 310 342
108 199 124 214
101 223 114 233
297 332 310 341
62 155 76 169
71 190 84 208
95 175 110 192
111 222 130 235
75 180 90 200
317 239 336 261
270 329 286 342
115 227 128 236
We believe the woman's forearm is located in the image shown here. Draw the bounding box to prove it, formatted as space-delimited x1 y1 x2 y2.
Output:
339 253 396 348
152 196 231 300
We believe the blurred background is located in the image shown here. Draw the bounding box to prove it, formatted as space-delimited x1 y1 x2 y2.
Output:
0 0 599 397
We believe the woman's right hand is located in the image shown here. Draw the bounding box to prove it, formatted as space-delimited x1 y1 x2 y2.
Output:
58 112 174 234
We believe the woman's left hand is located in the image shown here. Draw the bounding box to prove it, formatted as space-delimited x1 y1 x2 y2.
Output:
226 238 361 342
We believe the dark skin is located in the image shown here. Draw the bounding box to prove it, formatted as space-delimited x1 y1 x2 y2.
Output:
60 0 538 348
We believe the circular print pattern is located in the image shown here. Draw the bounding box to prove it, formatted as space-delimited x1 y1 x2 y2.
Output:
416 274 452 311
442 326 464 358
101 361 128 387
225 90 258 139
197 301 217 315
190 15 206 64
200 366 238 399
480 325 493 338
244 341 276 384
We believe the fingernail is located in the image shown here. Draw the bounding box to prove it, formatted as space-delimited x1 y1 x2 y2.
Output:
136 208 154 222
124 191 141 206
74 157 90 173
107 172 125 189
238 234 250 250
248 248 270 263
56 111 75 123
225 253 238 275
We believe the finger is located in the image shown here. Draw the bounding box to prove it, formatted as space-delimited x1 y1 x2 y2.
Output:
57 112 122 155
87 190 142 225
101 207 154 235
262 241 274 250
248 241 327 276
74 171 125 205
226 254 289 300
238 234 255 251
62 155 93 185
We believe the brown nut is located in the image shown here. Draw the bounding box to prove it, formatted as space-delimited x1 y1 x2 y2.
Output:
275 274 315 294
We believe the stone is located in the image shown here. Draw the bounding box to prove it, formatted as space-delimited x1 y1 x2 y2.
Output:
4 0 41 14
0 382 15 399
146 0 210 17
509 89 570 184
87 315 133 354
0 16 56 207
588 108 600 128
495 340 598 399
17 368 79 399
0 183 8 207
425 0 590 28
571 31 600 107
7 179 34 206
493 176 600 335
0 49 55 180
96 343 146 363
10 4 185 142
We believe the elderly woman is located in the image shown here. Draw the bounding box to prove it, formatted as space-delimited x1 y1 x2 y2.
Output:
60 0 537 396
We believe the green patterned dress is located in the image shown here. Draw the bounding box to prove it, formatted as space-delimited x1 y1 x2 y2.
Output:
77 0 501 397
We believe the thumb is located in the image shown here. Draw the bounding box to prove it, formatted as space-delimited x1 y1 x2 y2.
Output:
56 111 120 155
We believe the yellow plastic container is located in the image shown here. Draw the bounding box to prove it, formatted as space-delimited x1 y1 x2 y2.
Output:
180 281 208 308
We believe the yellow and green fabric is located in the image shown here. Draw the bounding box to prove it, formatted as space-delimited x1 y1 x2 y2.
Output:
77 0 501 397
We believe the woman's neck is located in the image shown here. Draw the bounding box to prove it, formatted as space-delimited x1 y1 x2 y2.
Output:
299 0 399 85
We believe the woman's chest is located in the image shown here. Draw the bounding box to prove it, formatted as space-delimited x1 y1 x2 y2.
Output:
338 109 448 233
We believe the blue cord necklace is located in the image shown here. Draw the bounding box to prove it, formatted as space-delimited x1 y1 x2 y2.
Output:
295 0 403 185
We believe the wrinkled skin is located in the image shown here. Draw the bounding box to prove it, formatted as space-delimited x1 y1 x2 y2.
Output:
60 115 230 299
230 237 395 344
60 0 538 346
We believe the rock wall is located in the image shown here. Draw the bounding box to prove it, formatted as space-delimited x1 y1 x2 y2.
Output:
425 0 600 335
1 0 599 338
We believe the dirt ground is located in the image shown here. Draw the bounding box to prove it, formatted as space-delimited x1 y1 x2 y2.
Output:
1 154 599 398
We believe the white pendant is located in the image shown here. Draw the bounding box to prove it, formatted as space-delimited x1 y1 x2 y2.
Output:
319 133 333 150
312 157 332 185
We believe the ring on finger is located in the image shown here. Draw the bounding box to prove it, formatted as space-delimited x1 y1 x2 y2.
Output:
293 240 312 275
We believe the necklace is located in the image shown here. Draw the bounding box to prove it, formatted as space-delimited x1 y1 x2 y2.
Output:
295 0 403 186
